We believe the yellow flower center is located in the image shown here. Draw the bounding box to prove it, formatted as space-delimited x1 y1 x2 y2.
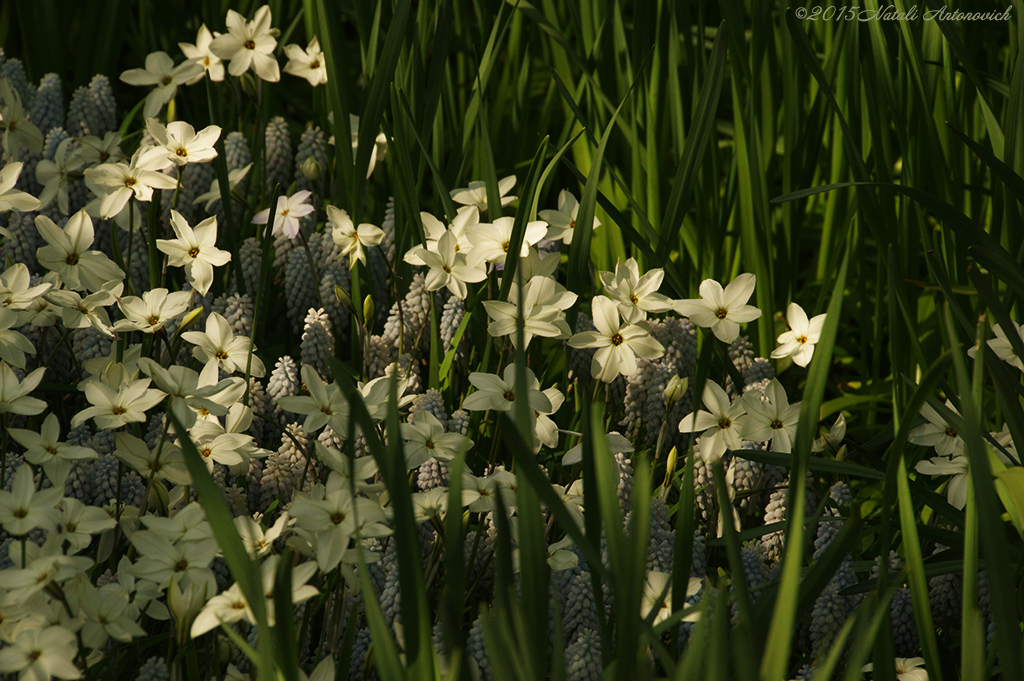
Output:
66 254 80 266
796 336 807 345
187 247 200 258
611 334 624 346
245 40 256 50
715 309 728 320
945 427 957 438
770 419 784 430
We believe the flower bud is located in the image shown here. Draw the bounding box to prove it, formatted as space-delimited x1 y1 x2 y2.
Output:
363 295 375 326
301 156 321 182
664 375 689 412
239 72 257 98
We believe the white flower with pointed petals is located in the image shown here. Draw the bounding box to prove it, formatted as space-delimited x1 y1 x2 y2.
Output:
451 175 517 213
482 275 575 347
35 210 124 291
599 258 674 319
209 6 281 82
539 189 600 245
914 455 969 510
194 163 251 212
181 311 266 377
35 138 84 216
0 307 35 368
114 432 190 487
740 379 801 453
0 80 43 161
908 400 964 458
0 464 63 536
0 362 46 416
72 376 166 430
179 25 225 83
771 302 827 367
113 288 192 333
466 216 547 266
84 145 177 219
0 264 52 319
70 132 125 167
968 321 1024 372
252 190 315 240
119 51 204 119
156 210 231 296
0 625 82 680
567 296 665 382
863 657 929 681
409 230 486 300
276 364 350 434
674 273 762 343
404 208 479 266
463 364 552 413
562 431 634 466
327 205 384 268
641 572 703 626
283 37 328 86
146 118 221 167
401 410 473 468
8 413 97 466
0 162 41 227
678 380 748 464
45 282 121 337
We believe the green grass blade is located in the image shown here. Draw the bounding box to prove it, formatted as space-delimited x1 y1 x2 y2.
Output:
352 0 412 223
170 410 273 679
272 549 300 681
655 22 727 263
761 247 850 681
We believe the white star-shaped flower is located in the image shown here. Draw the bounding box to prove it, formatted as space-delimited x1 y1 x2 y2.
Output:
462 364 552 413
599 257 674 319
35 209 124 292
674 273 762 343
908 399 964 458
538 189 600 245
327 205 384 268
678 380 748 464
84 145 176 219
0 162 42 226
407 230 486 300
740 379 801 453
253 190 315 240
112 288 192 333
466 216 547 266
156 210 231 296
35 138 84 216
146 118 221 167
71 376 166 430
179 24 225 83
968 321 1024 372
450 175 517 214
283 37 328 86
567 295 665 382
119 51 204 119
209 6 281 82
771 302 827 367
181 311 266 377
